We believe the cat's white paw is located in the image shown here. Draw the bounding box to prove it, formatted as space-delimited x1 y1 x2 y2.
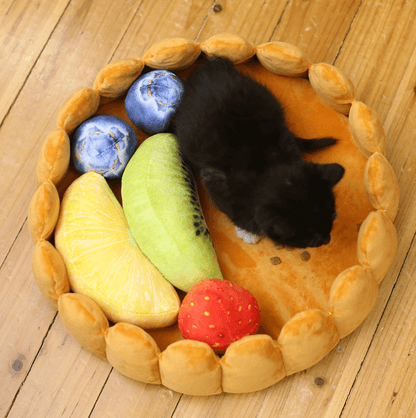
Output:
235 226 261 244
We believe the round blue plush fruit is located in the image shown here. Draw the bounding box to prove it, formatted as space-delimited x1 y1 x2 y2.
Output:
125 70 184 135
71 115 137 180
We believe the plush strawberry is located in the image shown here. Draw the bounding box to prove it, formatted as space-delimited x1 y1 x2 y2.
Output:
178 278 261 351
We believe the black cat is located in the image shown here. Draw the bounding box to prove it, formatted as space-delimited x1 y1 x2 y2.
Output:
170 57 344 248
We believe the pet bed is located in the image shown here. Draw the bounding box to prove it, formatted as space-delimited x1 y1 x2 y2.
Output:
29 33 399 396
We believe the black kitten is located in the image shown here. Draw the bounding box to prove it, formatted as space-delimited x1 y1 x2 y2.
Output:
170 57 345 248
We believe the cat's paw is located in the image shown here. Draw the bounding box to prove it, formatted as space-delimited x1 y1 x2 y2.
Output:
235 226 261 244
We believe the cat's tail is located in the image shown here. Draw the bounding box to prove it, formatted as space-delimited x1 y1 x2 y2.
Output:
295 137 337 153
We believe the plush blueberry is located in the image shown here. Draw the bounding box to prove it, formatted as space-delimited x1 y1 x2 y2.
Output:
71 115 137 180
125 70 184 135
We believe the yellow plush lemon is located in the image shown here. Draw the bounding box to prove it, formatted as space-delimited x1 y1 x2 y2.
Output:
55 171 180 328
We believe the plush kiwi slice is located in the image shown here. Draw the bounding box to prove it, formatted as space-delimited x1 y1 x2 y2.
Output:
121 133 223 292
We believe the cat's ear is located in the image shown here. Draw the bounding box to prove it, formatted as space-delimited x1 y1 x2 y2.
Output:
319 163 345 188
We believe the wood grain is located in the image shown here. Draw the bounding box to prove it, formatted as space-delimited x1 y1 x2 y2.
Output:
7 317 111 418
0 0 71 123
342 239 416 418
111 0 215 60
270 0 363 64
0 0 142 268
334 0 416 121
0 222 57 415
197 0 288 44
1 0 416 417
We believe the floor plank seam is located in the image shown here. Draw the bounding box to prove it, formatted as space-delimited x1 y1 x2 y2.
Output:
254 386 271 417
108 0 146 64
383 43 416 129
4 311 58 418
5 0 18 16
0 217 28 274
169 393 184 418
194 1 217 42
338 321 387 417
339 230 416 418
268 0 290 42
0 0 72 131
87 367 114 418
397 152 412 184
333 0 363 67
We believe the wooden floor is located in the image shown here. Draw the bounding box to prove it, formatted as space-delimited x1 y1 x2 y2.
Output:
1 0 416 417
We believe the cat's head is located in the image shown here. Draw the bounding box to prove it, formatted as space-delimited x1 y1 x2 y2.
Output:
255 162 345 248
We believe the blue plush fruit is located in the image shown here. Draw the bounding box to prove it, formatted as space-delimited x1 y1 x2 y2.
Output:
125 70 184 135
71 115 137 180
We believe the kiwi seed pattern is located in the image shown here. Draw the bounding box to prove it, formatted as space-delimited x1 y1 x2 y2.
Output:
179 153 210 238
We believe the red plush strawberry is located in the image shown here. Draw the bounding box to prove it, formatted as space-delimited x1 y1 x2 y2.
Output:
178 278 261 351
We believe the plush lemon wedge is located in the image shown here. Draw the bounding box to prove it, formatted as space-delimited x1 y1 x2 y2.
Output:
55 171 180 328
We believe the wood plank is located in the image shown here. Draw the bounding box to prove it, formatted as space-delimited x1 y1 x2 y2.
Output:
171 390 269 418
333 0 416 122
253 253 415 418
0 0 70 124
0 222 57 415
6 317 112 418
254 291 400 418
196 0 288 44
270 0 362 64
0 228 177 418
111 0 215 60
340 237 416 418
89 372 181 418
0 0 143 267
339 35 416 417
0 0 145 415
383 45 416 141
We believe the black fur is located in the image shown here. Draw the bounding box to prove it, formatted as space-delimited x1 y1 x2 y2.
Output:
170 57 345 248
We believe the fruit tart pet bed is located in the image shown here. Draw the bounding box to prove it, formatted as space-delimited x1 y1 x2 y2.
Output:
29 33 400 396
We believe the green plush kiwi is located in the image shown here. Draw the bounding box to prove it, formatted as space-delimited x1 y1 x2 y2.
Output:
121 133 223 292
